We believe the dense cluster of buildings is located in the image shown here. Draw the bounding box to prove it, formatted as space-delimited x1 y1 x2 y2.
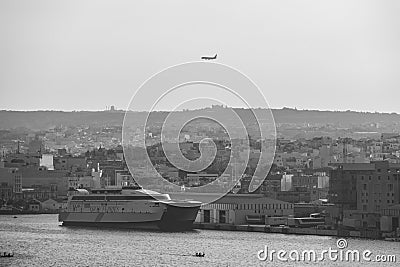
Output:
1 127 400 238
0 136 133 212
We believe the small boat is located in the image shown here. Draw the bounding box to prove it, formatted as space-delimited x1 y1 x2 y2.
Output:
194 252 205 257
0 205 23 215
0 252 14 258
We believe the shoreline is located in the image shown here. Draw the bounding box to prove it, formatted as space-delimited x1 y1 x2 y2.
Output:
0 211 59 215
193 223 383 240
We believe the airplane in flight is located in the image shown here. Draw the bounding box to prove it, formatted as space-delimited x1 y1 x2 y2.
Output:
201 54 217 60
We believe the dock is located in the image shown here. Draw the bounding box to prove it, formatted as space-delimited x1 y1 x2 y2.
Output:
193 223 382 239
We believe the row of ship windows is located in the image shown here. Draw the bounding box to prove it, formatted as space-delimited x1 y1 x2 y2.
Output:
69 202 160 207
68 208 153 213
218 203 293 210
71 195 156 201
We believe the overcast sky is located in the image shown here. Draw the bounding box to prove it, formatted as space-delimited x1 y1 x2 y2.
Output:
0 0 399 112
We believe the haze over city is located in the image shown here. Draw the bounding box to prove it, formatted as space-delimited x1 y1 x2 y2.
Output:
1 0 399 112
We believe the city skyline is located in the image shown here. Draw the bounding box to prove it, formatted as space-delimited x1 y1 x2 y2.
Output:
3 105 400 115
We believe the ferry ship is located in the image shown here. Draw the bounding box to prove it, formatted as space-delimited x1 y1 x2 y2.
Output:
58 186 201 231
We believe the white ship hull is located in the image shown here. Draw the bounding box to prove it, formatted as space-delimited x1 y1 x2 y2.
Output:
59 187 201 231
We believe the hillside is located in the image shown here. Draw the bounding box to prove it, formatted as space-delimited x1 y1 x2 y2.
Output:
0 108 399 130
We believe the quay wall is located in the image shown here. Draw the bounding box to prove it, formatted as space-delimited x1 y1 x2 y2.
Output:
193 223 381 239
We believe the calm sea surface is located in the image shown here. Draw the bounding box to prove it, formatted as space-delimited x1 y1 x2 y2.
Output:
0 214 399 266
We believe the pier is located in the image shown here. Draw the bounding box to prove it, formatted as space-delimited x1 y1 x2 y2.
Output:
194 223 382 239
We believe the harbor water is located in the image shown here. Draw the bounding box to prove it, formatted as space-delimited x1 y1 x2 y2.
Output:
0 214 399 266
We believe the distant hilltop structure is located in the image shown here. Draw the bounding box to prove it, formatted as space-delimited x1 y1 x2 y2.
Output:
1 108 400 131
105 105 116 112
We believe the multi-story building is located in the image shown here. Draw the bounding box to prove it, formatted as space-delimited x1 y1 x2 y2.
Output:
292 173 318 189
329 161 400 229
275 187 311 203
0 167 22 200
22 185 57 200
18 167 70 197
115 170 136 187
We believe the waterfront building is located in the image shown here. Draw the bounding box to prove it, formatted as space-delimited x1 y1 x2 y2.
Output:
41 198 67 211
196 194 293 225
329 161 400 230
27 199 41 211
342 209 381 229
0 167 22 200
18 167 70 197
381 204 400 232
275 187 311 203
293 202 333 217
68 175 98 190
22 186 57 200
